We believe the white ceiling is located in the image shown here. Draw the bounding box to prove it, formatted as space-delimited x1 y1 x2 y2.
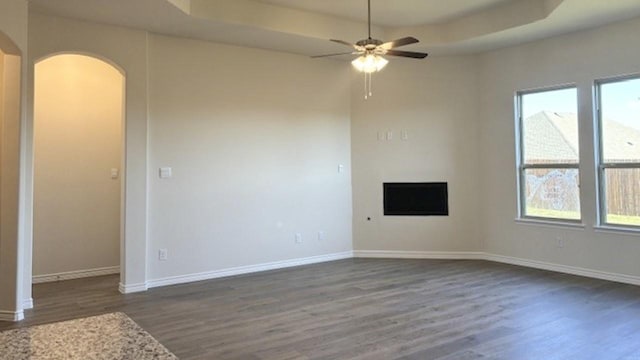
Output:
254 0 516 27
27 0 640 57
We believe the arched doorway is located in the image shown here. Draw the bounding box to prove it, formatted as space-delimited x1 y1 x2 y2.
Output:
0 32 23 321
32 54 124 288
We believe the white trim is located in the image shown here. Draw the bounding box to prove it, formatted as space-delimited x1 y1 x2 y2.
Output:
483 253 640 286
147 251 354 289
515 218 586 230
118 282 148 294
0 310 24 322
23 298 33 310
353 250 640 286
593 225 640 235
32 266 120 284
353 250 484 260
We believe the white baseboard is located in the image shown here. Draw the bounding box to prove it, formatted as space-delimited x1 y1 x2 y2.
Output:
0 310 24 322
146 251 354 289
32 266 120 284
484 253 640 286
354 250 485 260
23 298 33 310
354 250 640 287
119 282 148 294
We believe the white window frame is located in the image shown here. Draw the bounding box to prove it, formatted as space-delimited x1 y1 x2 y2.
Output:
594 75 640 230
515 85 582 223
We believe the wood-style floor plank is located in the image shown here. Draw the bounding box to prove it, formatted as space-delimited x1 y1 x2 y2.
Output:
1 258 640 359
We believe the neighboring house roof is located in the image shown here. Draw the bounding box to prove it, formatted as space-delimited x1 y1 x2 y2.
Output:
524 111 640 163
601 115 640 162
524 111 578 163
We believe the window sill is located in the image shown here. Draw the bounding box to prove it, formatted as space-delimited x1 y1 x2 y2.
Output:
514 217 585 230
593 225 640 235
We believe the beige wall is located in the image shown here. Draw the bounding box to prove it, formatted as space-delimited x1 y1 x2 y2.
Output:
0 50 4 186
478 17 640 278
0 50 23 319
351 56 482 253
0 53 22 286
33 54 122 276
147 34 353 280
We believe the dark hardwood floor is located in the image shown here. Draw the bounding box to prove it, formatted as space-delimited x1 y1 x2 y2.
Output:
2 258 640 359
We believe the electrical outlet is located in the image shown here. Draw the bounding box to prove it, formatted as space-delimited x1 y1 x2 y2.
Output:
295 233 303 244
318 231 325 241
159 167 172 179
159 248 168 261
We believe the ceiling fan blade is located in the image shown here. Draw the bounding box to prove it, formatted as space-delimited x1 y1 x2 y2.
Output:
330 39 361 50
385 49 429 59
380 37 419 50
311 51 358 58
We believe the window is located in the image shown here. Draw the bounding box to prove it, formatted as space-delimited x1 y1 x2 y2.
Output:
516 87 581 221
595 76 640 228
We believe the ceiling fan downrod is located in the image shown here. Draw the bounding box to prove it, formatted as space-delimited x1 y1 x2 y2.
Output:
367 0 372 40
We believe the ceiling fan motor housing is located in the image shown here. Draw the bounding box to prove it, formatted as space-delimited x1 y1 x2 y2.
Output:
356 38 383 48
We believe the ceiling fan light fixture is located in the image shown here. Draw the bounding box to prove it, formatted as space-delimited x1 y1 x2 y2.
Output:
351 54 388 73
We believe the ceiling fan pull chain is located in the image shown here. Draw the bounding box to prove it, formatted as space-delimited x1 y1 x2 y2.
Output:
363 72 374 100
364 72 368 99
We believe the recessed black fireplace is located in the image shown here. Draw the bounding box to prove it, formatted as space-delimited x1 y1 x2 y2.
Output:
383 182 448 216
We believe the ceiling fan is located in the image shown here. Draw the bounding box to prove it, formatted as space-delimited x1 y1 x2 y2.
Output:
313 0 428 98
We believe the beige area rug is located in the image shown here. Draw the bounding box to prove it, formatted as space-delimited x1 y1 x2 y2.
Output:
0 312 178 359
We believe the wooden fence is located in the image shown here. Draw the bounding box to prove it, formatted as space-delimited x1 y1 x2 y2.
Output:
605 168 640 216
525 168 640 216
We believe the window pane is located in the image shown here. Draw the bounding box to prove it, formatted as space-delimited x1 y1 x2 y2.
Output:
521 88 579 164
603 168 640 226
600 78 640 163
524 168 580 220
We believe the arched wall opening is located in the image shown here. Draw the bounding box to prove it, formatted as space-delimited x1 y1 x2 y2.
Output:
0 34 23 321
32 54 124 286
